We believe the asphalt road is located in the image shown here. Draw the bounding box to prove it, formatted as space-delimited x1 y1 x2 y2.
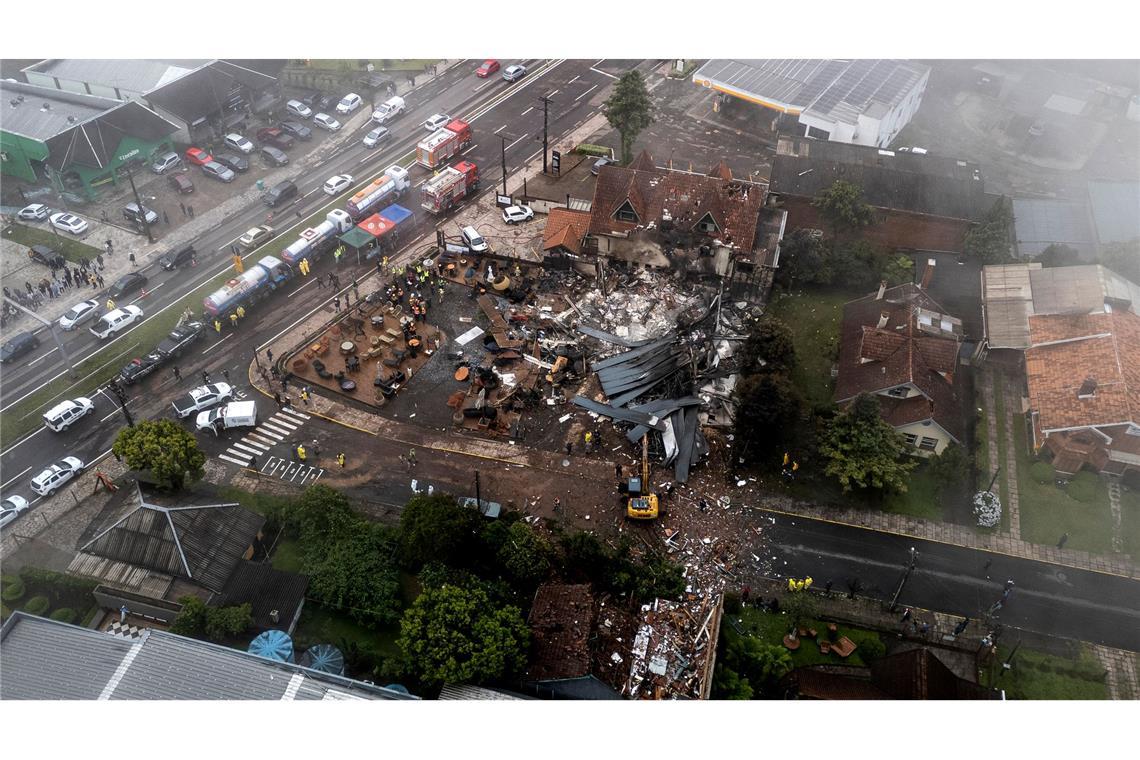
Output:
0 58 635 510
760 510 1140 651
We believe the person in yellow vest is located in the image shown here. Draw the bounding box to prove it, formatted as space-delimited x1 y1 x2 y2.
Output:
804 576 813 590
337 452 346 468
788 578 796 592
106 298 116 311
214 319 222 334
297 443 307 462
235 305 246 319
382 256 389 273
229 312 239 328
794 579 805 592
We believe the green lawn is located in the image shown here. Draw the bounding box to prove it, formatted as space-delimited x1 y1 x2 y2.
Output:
4 222 101 263
880 462 944 521
270 537 304 574
988 644 1108 699
730 605 886 669
1120 484 1140 560
291 603 402 661
765 288 858 410
989 372 1013 533
1013 413 1114 554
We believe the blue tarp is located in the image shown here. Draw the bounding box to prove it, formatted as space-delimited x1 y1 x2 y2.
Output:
300 644 345 675
248 629 295 663
379 203 414 229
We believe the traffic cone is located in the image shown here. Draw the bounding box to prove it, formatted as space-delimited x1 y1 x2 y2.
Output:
140 288 149 298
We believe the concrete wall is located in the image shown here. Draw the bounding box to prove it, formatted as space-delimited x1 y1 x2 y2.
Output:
779 195 973 252
93 585 183 624
896 419 954 456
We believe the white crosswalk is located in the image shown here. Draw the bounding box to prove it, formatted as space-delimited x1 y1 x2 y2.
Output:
261 456 324 485
217 407 313 469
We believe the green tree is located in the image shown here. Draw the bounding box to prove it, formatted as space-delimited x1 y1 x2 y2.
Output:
398 584 529 685
732 372 803 463
927 442 970 500
738 317 797 376
964 197 1013 264
170 596 252 641
881 254 915 286
112 419 204 490
289 484 359 542
776 228 833 287
602 70 654 163
496 521 552 588
1035 243 1081 267
170 595 209 637
398 493 481 569
780 590 820 634
833 239 887 290
304 521 402 626
711 662 754 700
811 180 876 249
820 394 917 493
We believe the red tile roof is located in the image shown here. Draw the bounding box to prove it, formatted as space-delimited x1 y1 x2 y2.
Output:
542 208 591 255
1025 309 1140 443
588 157 766 251
835 283 964 441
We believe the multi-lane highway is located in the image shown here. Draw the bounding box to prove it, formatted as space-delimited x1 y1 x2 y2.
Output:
0 58 637 508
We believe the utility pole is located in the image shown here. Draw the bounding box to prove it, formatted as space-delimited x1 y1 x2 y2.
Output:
999 637 1022 678
107 380 134 427
888 546 918 613
123 161 155 244
500 135 509 196
538 93 552 174
987 466 1001 494
475 470 482 512
2 296 77 378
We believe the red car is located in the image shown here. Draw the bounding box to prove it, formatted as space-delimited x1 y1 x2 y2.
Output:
185 147 212 166
476 60 500 78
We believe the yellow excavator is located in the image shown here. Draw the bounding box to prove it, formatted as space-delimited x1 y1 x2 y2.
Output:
626 434 659 520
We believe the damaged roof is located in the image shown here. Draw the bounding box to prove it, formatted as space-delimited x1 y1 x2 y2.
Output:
589 151 767 251
525 584 595 682
836 283 964 442
770 135 989 220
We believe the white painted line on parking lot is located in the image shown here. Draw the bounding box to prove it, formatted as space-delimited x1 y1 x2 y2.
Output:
201 334 233 355
576 84 600 101
1 466 32 490
593 59 606 68
590 68 617 80
568 75 579 85
520 106 534 117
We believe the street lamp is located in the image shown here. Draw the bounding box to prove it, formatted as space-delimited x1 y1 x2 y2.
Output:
888 546 918 613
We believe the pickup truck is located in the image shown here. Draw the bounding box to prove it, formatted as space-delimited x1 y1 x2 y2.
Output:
196 400 257 434
118 321 205 384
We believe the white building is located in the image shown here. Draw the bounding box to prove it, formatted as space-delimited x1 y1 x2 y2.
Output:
693 59 930 148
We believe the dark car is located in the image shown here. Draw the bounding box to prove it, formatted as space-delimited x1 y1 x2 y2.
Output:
109 272 148 298
280 120 312 141
256 127 295 151
215 152 250 173
28 244 59 266
260 146 289 167
156 321 205 358
168 173 195 194
0 331 40 363
315 93 336 112
119 350 165 385
158 244 196 271
300 91 322 109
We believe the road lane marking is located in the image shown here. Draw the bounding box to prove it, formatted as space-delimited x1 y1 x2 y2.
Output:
219 454 249 466
129 283 161 305
590 68 617 80
493 124 507 134
568 75 579 85
576 84 600 101
280 408 311 421
201 334 233 354
506 134 526 151
27 346 60 366
548 89 559 97
248 433 277 446
1 466 32 490
287 278 319 298
257 427 284 441
520 106 534 116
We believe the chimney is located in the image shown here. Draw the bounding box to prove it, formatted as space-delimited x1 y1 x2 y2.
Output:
921 258 936 289
269 609 280 624
876 280 887 300
878 311 890 328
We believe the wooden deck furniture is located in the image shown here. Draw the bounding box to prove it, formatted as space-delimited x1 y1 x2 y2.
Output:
831 636 857 658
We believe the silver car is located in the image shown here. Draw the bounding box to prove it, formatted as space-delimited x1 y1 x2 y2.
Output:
58 299 101 331
201 161 236 183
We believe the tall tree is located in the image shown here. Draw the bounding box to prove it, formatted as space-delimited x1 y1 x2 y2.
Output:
1035 243 1081 267
811 180 876 249
112 419 204 490
964 197 1014 264
738 317 797 377
496 521 553 588
398 584 529 685
602 70 654 164
820 393 917 494
833 239 887 290
881 254 915 286
398 493 481 569
732 372 803 463
304 522 403 626
776 228 833 287
927 442 970 504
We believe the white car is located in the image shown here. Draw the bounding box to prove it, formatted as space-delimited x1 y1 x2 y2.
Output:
323 174 354 196
423 113 450 131
336 93 362 114
90 305 143 340
0 495 31 529
18 203 51 221
224 133 254 154
502 205 535 225
286 99 312 119
313 113 342 132
58 299 101 331
362 126 390 148
172 383 234 419
30 457 85 497
49 212 89 235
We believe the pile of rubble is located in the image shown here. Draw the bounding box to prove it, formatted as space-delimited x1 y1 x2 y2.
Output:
577 270 706 344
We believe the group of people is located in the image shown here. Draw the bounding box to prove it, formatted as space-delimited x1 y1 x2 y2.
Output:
287 438 346 468
212 305 247 333
5 253 108 312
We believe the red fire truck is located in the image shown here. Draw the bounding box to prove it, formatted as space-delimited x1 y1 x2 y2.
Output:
421 161 480 214
415 119 472 169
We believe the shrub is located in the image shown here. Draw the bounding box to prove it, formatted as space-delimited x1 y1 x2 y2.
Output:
574 143 614 158
852 632 886 661
24 596 50 616
1066 471 1098 504
2 577 25 603
1 604 10 620
49 608 76 624
1029 461 1054 484
973 490 1002 528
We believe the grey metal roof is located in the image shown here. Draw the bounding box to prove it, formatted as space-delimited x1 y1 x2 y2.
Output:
1 612 417 700
438 683 531 700
23 59 209 95
1012 198 1097 259
693 59 928 125
0 80 119 140
1087 180 1140 245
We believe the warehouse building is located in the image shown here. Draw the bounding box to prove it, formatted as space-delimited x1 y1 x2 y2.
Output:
693 59 929 148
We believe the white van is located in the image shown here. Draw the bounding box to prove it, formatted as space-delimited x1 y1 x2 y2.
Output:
196 400 257 434
461 226 489 253
371 96 405 124
43 397 95 432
